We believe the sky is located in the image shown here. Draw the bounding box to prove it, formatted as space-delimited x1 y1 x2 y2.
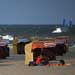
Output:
0 0 75 24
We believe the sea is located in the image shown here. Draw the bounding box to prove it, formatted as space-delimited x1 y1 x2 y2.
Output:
0 24 75 36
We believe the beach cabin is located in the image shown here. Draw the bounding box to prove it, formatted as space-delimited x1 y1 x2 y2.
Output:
0 39 9 59
24 37 68 65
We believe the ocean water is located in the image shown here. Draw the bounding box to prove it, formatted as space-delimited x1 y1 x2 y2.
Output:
0 24 75 37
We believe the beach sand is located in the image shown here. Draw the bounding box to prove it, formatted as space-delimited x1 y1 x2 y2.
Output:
0 46 75 75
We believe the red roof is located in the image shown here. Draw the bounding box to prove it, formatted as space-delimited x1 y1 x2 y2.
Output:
32 41 56 50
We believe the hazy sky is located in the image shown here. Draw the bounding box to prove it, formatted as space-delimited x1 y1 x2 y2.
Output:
0 0 74 24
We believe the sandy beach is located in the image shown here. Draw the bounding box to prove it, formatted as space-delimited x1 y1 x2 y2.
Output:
0 46 75 75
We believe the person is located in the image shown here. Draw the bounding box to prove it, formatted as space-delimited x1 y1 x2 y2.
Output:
35 55 43 65
12 36 18 55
